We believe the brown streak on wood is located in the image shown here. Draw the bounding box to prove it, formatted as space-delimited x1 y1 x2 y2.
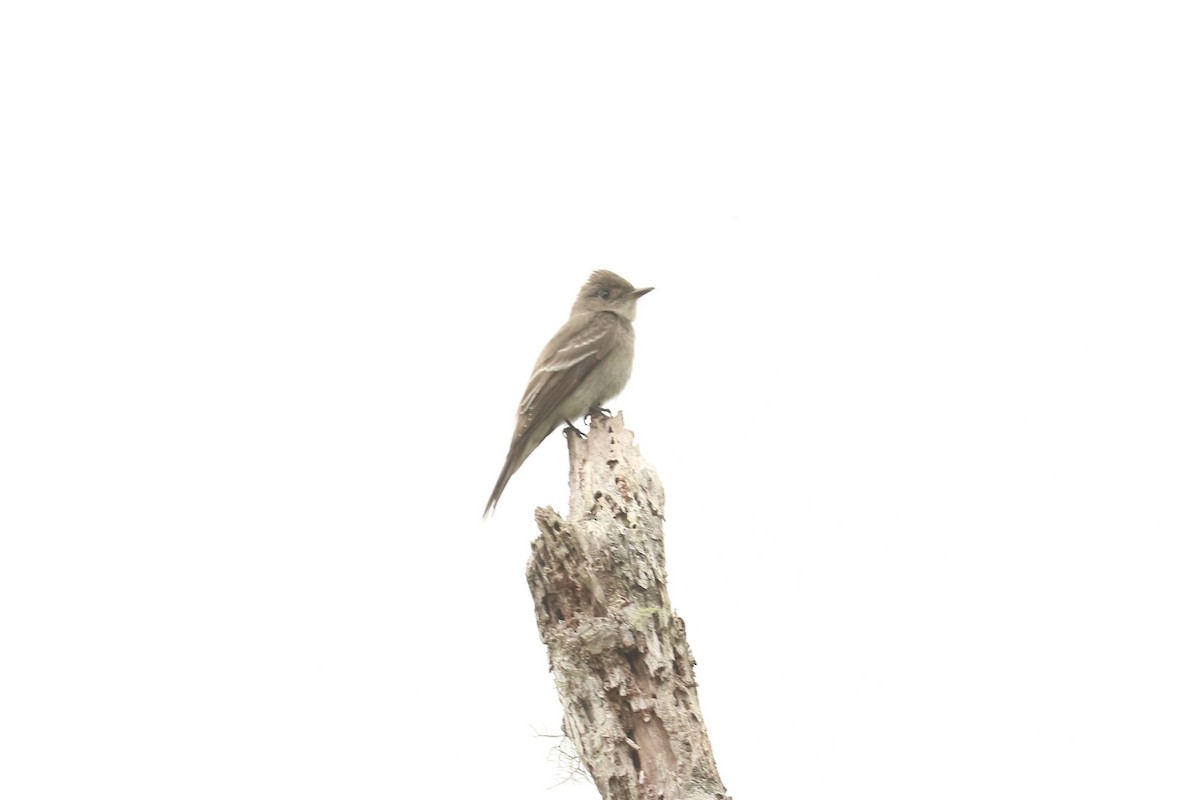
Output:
526 413 729 800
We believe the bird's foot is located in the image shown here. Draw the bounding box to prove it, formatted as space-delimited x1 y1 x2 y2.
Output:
562 418 586 438
586 405 612 423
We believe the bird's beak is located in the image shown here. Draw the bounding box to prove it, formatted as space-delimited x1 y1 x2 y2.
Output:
630 287 654 299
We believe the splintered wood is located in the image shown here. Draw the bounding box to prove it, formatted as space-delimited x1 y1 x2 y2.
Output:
527 414 729 800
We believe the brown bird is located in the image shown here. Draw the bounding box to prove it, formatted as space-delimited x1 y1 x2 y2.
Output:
484 270 653 516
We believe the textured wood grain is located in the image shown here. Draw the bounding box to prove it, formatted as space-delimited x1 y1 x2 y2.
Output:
527 414 729 800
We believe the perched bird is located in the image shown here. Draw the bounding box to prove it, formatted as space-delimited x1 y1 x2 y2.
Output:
484 270 653 516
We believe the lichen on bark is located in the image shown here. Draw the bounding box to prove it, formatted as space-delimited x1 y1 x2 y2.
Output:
526 414 729 800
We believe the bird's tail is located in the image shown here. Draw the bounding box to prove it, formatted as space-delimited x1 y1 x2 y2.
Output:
483 426 551 517
483 459 518 518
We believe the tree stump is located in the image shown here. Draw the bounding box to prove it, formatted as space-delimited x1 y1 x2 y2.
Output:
526 413 729 800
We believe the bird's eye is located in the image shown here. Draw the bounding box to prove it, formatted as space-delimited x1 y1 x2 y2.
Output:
598 289 612 300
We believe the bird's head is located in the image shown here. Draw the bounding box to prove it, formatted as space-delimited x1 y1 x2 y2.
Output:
572 270 654 321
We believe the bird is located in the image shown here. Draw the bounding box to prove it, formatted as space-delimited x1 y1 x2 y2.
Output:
484 270 653 516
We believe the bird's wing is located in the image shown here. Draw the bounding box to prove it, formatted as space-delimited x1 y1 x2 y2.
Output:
485 312 620 516
514 311 619 439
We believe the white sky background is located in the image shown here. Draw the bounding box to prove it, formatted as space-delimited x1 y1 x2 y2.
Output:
2 2 1198 798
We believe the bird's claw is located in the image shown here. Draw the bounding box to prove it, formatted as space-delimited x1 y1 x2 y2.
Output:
585 405 612 423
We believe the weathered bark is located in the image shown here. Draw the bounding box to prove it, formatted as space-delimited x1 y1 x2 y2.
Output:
526 413 729 800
